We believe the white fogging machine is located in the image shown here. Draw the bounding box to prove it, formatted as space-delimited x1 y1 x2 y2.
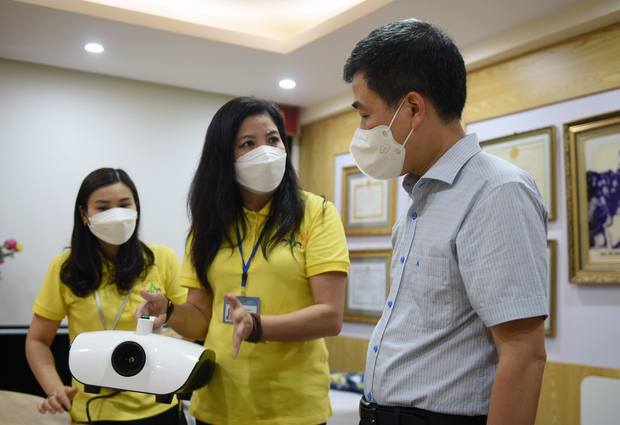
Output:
69 316 215 403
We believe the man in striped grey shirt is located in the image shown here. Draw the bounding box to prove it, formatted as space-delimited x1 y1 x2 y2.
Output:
344 19 548 425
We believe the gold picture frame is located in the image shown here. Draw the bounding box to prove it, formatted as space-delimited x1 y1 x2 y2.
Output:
545 240 557 336
341 165 397 236
480 126 557 221
565 110 620 284
344 249 392 324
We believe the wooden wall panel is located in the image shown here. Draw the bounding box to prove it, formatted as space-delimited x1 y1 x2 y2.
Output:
464 22 620 124
536 362 620 425
325 335 368 373
298 109 358 202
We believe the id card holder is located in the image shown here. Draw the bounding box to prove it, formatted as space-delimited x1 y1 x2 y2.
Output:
223 296 260 324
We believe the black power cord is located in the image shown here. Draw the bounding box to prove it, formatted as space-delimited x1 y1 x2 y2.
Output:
85 390 121 424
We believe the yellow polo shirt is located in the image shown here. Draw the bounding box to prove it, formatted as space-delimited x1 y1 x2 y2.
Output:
182 191 349 425
32 243 187 423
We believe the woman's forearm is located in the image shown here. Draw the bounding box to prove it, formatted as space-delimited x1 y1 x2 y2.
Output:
167 302 211 340
25 338 64 395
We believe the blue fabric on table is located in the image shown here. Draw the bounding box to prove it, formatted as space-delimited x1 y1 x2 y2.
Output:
329 372 364 394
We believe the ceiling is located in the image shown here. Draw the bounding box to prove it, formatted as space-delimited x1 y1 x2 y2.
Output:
1 0 620 124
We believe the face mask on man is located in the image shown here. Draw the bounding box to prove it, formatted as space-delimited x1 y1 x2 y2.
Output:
349 98 414 180
87 208 138 245
235 145 287 194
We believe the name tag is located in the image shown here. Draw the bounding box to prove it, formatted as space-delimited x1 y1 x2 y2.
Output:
223 296 260 324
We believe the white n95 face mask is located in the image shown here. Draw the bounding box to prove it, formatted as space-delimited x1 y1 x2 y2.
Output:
88 208 138 245
235 145 287 195
349 98 414 180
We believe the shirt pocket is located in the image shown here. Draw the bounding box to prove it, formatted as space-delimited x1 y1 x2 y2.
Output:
402 255 452 329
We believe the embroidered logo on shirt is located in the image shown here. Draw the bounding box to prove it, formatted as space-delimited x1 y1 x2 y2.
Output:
280 231 306 250
141 276 163 293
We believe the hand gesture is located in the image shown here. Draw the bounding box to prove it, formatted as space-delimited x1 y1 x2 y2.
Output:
223 293 254 359
38 385 77 415
135 290 168 328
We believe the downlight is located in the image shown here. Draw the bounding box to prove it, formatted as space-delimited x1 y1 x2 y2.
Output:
85 43 104 53
279 79 296 89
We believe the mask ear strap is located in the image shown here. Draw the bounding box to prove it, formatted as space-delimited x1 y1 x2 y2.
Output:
395 128 414 154
388 98 408 128
402 127 414 147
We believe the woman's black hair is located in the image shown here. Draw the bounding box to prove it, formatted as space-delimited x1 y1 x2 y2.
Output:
187 97 304 292
60 168 154 297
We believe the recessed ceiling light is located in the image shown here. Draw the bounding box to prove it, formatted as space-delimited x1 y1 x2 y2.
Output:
85 43 104 53
279 79 296 89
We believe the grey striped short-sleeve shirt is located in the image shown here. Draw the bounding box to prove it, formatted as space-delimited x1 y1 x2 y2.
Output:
364 133 548 415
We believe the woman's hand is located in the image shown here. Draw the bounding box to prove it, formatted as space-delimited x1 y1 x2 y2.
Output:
37 385 77 414
26 314 76 415
223 293 253 359
135 290 168 328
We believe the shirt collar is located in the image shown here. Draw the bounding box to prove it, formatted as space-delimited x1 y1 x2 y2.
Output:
242 198 273 218
403 133 480 192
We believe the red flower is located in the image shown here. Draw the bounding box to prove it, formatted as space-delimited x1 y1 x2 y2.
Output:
4 239 17 250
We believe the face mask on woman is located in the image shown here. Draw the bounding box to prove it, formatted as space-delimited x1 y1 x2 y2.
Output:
234 145 287 195
87 207 138 245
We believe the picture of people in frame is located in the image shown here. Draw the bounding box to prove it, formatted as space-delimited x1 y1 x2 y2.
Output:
585 134 620 260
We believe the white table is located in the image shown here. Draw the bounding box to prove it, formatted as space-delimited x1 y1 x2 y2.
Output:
328 389 361 425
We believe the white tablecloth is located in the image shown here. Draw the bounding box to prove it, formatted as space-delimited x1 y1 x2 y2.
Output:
327 389 361 425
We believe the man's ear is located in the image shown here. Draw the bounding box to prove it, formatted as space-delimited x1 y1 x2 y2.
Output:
404 91 425 130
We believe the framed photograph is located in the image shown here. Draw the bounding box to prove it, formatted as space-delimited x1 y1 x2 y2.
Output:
565 110 620 284
344 249 392 324
480 126 557 220
341 165 397 236
545 240 557 336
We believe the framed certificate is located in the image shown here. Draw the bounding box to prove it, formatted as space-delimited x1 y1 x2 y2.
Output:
341 165 397 236
344 249 392 324
480 126 556 220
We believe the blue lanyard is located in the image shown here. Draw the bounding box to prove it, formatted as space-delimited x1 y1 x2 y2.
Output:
235 222 269 296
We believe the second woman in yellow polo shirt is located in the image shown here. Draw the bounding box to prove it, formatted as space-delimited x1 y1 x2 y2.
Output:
137 97 350 425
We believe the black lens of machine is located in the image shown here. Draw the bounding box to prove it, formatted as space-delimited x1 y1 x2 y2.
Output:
111 341 146 377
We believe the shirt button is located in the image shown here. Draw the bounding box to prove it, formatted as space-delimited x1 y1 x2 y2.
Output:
411 211 418 220
373 345 378 352
367 392 372 401
387 300 393 308
400 256 405 263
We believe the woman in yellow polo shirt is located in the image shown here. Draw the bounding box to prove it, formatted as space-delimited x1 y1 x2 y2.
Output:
25 168 188 424
137 97 350 425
